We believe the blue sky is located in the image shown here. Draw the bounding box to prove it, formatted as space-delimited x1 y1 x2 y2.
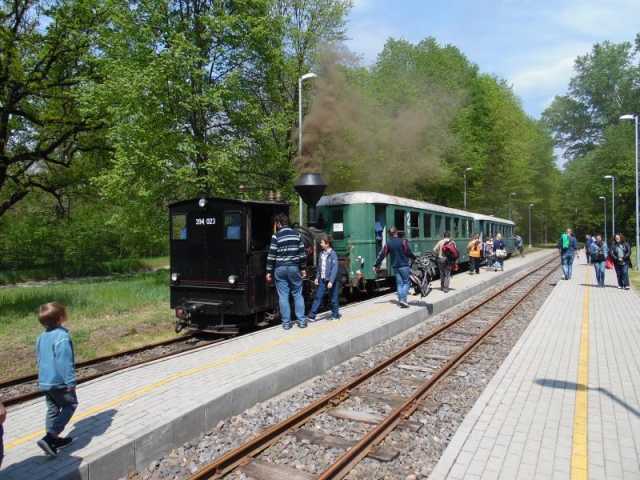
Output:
345 0 639 118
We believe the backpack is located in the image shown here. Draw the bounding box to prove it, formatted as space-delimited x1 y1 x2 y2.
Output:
442 241 459 261
561 233 570 249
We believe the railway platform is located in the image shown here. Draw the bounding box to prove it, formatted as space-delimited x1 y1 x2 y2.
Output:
0 250 552 480
430 261 640 480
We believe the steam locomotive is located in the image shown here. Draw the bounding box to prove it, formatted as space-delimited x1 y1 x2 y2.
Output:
169 175 515 333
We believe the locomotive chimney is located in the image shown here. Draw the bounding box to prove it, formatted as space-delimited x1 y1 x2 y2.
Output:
294 173 327 207
294 173 327 227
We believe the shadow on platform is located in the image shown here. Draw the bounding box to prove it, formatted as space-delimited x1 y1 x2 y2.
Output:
2 409 117 480
535 378 640 418
578 283 619 289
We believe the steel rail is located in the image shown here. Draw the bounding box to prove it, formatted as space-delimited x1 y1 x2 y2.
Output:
0 334 207 407
187 255 558 480
318 257 558 479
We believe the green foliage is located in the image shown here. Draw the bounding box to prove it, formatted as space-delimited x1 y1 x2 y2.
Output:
0 0 106 216
543 35 640 241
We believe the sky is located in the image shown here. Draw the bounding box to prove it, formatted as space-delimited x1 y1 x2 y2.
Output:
345 0 639 118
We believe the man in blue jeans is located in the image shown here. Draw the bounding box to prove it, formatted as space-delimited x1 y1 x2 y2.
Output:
266 213 307 329
374 226 416 308
557 228 578 280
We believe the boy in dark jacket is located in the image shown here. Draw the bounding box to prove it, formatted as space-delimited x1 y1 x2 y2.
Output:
308 235 341 321
36 302 78 456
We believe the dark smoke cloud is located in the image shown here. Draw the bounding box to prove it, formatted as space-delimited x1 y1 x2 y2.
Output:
296 45 461 196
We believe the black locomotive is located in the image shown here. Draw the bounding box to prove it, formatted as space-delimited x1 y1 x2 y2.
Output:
169 175 438 334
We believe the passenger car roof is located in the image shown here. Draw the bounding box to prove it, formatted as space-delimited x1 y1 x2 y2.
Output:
317 191 514 226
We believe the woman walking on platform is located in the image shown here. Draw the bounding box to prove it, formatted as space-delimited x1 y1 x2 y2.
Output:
611 234 631 290
589 234 608 288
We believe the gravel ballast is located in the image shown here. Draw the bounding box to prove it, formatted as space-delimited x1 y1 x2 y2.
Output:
128 265 559 480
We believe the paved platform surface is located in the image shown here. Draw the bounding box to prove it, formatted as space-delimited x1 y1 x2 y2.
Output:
0 251 553 480
430 261 640 480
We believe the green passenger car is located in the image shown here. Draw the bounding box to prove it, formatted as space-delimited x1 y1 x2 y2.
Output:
316 192 515 292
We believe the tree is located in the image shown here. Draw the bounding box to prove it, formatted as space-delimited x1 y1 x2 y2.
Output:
0 0 105 217
542 40 640 160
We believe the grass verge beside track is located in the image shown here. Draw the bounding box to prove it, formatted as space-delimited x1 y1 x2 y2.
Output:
0 270 174 381
631 247 640 291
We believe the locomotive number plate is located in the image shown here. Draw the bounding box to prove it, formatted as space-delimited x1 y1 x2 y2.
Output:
195 217 217 226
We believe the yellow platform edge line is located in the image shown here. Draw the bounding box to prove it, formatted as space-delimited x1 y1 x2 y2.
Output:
5 301 389 451
571 271 590 480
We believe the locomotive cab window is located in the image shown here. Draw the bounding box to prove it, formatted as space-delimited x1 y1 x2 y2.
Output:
224 212 242 240
409 211 420 238
171 214 187 240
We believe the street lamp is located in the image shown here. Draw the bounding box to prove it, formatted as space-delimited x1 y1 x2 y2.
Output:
603 175 615 240
297 72 318 225
620 113 639 269
599 196 607 241
509 192 517 219
528 203 534 248
463 167 472 209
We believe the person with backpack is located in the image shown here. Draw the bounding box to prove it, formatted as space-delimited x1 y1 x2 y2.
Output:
611 233 631 290
557 228 578 280
433 231 458 293
584 235 592 264
467 234 482 274
589 234 608 287
374 226 416 308
493 233 507 271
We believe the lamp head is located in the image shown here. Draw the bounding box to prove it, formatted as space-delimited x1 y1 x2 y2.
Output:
465 167 472 172
300 72 318 81
604 175 614 180
620 114 635 120
599 196 606 200
529 203 534 207
510 192 517 196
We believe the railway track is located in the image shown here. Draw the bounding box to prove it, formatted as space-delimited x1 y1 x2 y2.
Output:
186 256 558 480
0 334 220 407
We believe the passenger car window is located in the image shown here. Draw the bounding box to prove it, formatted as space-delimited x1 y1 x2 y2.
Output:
332 208 345 240
445 217 451 234
394 209 406 234
434 215 442 235
410 212 420 238
424 214 432 238
224 212 242 240
171 214 187 240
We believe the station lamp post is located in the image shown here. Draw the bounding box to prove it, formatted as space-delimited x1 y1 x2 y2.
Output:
599 196 607 241
509 192 517 219
463 167 472 209
528 203 534 248
603 175 615 239
620 113 639 269
297 72 318 225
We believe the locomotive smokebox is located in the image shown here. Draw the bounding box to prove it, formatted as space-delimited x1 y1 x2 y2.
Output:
294 173 327 207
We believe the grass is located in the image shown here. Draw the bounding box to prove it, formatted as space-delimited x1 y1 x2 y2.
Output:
630 247 640 291
0 255 170 286
0 270 175 381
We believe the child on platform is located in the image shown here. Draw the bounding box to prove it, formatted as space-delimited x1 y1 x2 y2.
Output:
308 235 341 321
36 302 78 456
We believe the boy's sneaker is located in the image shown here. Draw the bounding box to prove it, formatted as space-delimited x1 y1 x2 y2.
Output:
307 314 318 322
329 314 342 321
53 436 74 449
297 321 307 328
282 323 293 330
399 301 410 308
37 435 58 457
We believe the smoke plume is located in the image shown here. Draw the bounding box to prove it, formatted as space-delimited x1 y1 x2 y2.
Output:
296 44 461 196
